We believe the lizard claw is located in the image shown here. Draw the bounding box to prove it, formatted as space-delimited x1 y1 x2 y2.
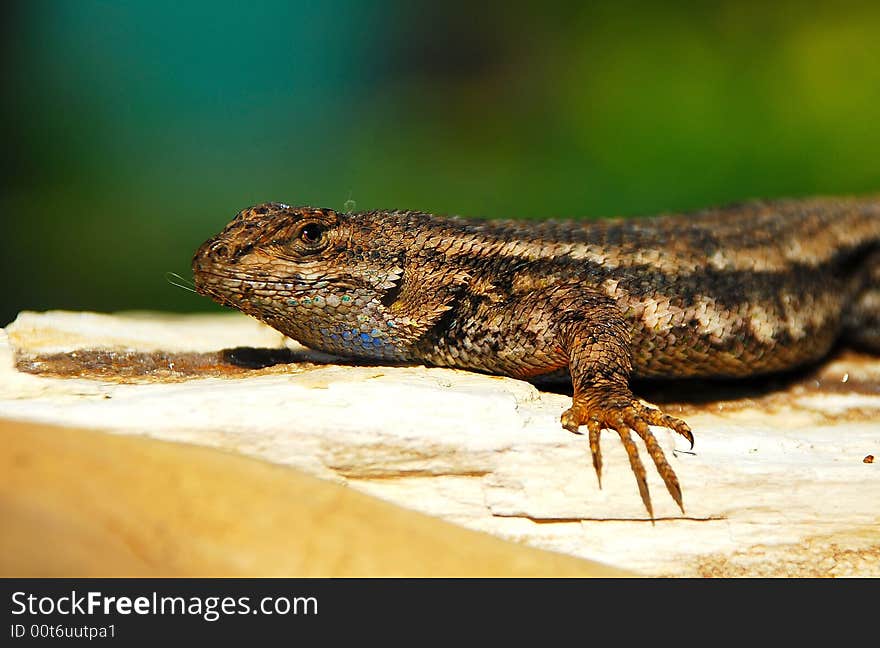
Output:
632 401 694 449
561 398 690 519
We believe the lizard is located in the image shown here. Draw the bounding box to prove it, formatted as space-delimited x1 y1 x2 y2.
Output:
191 197 880 519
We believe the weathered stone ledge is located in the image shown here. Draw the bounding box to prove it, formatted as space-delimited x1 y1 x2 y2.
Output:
2 310 879 576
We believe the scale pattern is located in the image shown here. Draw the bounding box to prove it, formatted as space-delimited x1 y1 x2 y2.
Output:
193 197 880 518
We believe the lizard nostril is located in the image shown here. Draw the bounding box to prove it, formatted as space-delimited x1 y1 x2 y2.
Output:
212 244 230 259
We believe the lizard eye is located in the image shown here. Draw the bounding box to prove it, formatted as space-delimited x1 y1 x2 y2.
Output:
287 215 334 254
299 222 326 245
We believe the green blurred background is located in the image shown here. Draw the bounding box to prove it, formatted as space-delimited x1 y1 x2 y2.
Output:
3 1 879 325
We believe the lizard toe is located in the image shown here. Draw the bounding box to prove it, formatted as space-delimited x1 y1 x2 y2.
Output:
561 395 690 519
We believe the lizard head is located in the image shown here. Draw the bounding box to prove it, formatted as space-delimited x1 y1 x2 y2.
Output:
192 202 408 357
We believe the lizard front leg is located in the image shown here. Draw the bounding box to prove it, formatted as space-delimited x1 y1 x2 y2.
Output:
555 292 693 519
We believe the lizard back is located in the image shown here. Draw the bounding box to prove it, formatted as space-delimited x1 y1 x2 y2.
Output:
394 197 880 378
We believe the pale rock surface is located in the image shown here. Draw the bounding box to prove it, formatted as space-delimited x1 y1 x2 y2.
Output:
2 310 879 576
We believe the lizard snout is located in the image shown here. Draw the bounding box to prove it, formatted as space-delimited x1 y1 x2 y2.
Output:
191 237 233 294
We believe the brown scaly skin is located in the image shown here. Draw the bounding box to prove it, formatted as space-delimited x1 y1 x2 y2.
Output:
192 198 880 519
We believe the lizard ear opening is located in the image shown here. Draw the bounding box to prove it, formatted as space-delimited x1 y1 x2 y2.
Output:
380 273 405 308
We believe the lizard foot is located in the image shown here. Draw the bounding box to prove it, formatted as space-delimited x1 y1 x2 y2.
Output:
561 397 693 520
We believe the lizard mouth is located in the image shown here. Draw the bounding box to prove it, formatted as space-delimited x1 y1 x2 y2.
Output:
190 271 238 309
